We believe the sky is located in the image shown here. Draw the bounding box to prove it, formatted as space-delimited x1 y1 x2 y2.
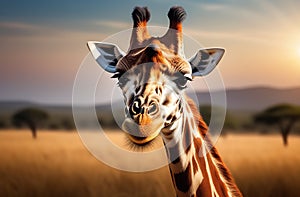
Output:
0 0 300 104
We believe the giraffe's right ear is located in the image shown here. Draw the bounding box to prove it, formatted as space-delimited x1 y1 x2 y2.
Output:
87 41 125 73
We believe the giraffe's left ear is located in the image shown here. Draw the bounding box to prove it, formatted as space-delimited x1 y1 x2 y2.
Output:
87 41 125 73
189 48 225 77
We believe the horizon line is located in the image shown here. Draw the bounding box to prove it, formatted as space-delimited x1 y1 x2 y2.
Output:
0 85 299 106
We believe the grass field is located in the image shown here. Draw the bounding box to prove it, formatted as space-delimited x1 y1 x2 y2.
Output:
0 130 300 197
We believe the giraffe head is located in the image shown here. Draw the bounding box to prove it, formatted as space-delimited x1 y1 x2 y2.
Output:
88 6 224 146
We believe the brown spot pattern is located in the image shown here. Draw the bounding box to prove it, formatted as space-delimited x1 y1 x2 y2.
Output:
174 163 192 192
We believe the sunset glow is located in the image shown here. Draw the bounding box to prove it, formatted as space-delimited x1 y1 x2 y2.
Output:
297 46 300 57
0 0 300 104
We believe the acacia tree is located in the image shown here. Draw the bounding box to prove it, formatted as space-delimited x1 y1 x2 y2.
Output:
12 108 49 139
254 104 300 146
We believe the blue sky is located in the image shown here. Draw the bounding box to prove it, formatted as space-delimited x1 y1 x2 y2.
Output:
1 0 300 104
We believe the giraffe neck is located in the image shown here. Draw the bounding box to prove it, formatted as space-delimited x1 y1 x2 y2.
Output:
161 97 242 197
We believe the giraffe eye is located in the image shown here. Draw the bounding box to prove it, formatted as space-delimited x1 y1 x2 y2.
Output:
174 76 188 89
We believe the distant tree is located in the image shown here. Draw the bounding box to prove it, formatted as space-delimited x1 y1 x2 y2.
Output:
98 114 118 128
0 119 7 128
254 104 300 146
12 108 49 139
49 123 60 130
61 118 75 130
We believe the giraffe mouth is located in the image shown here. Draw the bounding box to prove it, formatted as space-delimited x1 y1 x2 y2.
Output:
127 129 161 146
122 118 163 146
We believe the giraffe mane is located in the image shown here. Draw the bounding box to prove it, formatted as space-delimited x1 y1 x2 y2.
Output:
186 96 243 196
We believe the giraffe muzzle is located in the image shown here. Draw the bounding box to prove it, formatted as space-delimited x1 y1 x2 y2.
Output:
122 116 164 146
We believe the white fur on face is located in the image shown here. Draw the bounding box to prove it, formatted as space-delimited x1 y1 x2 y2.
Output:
119 64 186 132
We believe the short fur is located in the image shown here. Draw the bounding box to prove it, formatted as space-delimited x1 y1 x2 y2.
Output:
187 97 243 196
89 6 243 197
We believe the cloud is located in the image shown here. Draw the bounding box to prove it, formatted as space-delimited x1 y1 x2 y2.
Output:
92 20 131 29
0 21 40 31
184 27 263 42
0 21 60 37
0 20 107 39
183 25 294 48
198 3 228 11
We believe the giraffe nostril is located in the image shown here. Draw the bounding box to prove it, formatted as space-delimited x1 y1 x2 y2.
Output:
148 102 158 115
131 101 141 115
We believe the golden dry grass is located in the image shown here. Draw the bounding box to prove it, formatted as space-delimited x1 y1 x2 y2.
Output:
217 134 300 197
0 130 300 197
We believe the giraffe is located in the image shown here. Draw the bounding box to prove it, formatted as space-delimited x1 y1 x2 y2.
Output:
88 6 243 197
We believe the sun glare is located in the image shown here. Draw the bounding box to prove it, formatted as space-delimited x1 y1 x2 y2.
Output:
298 46 300 56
